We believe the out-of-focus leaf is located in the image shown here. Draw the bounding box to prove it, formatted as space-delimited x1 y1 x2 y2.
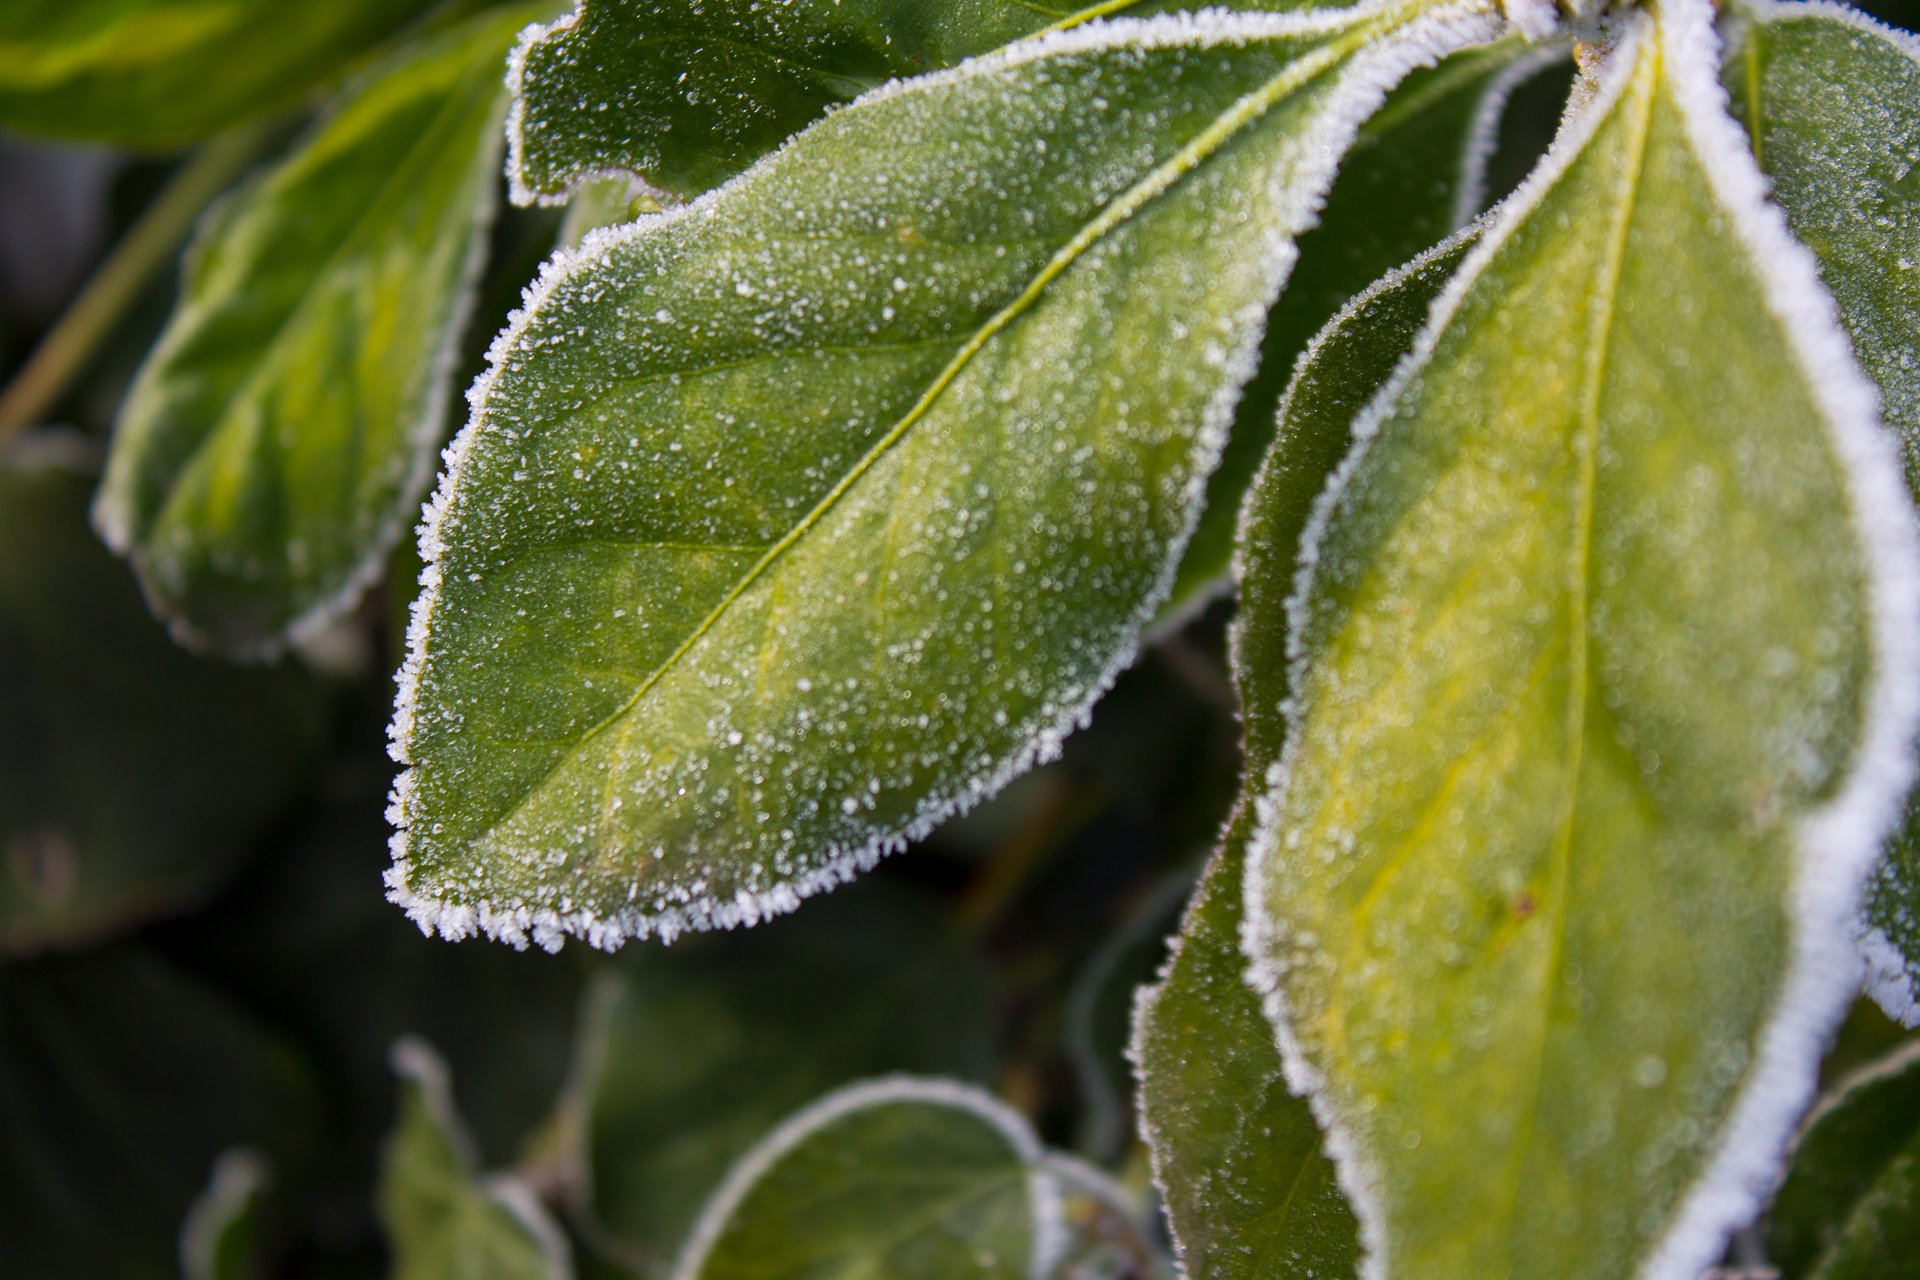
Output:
388 1 1511 952
1768 1038 1920 1280
0 949 316 1280
381 1039 572 1280
1134 233 1471 1279
504 0 1344 204
95 5 553 658
578 885 995 1274
0 434 325 956
0 0 438 148
1241 5 1920 1276
179 1150 271 1280
1720 0 1920 1028
1164 35 1551 613
674 1078 1059 1280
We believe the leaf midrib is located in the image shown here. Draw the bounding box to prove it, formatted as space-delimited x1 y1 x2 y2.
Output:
457 20 1383 846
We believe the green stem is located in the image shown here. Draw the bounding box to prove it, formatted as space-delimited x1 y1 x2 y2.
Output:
0 123 269 447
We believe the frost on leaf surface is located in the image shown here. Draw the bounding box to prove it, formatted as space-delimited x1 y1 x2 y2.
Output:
0 0 438 147
1719 0 1920 1027
94 6 542 659
1241 2 1920 1277
390 3 1509 951
380 1039 571 1280
505 0 1352 204
672 1077 1060 1280
1133 232 1477 1279
1765 1037 1920 1280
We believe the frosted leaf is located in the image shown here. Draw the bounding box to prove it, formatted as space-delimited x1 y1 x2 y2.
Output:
92 6 545 659
506 0 1361 205
390 2 1511 951
381 1038 572 1280
673 1077 1063 1280
179 1151 270 1280
1719 0 1920 1029
1240 2 1920 1276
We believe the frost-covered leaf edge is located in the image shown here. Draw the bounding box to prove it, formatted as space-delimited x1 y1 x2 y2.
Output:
1729 0 1920 1031
386 0 1514 952
667 1075 1065 1280
1235 3 1920 1278
91 10 523 661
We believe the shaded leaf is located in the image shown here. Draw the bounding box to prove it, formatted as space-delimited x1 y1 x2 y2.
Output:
96 5 551 657
389 2 1511 951
1768 1038 1920 1280
1240 5 1920 1277
1165 35 1554 612
674 1077 1059 1280
505 0 1344 204
0 0 437 148
179 1150 271 1280
577 885 996 1274
0 949 316 1280
0 434 325 956
1719 0 1920 1028
381 1038 572 1280
1134 233 1473 1279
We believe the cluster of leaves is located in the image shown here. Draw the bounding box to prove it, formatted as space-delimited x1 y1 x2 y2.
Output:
4 0 1920 1276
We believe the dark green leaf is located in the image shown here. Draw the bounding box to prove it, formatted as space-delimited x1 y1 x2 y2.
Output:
1133 232 1471 1280
675 1078 1056 1280
96 5 551 657
389 3 1511 951
577 886 995 1274
1768 1038 1920 1280
1240 5 1920 1275
0 949 316 1280
0 435 325 956
0 0 438 148
381 1039 572 1280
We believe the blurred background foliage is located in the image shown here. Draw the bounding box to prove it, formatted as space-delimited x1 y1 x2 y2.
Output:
1 1 1916 1276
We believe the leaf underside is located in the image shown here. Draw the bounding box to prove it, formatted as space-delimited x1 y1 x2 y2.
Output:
1243 5 1911 1277
1133 232 1476 1279
1722 0 1920 1025
95 7 541 657
391 5 1506 950
0 0 437 147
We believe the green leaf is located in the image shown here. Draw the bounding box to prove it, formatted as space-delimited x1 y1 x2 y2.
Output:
1164 35 1556 614
0 434 325 956
674 1077 1059 1280
1239 3 1920 1277
0 949 316 1280
505 0 1347 204
1718 0 1920 1028
179 1151 271 1280
381 1039 572 1280
0 0 439 148
1133 233 1472 1280
1768 1038 1920 1280
94 5 549 658
576 886 996 1274
389 2 1512 951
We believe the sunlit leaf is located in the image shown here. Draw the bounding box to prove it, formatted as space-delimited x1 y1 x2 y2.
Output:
1720 0 1920 1029
1240 4 1920 1276
380 1039 572 1280
95 4 552 657
0 435 325 955
1134 232 1472 1279
0 949 316 1280
1768 1038 1920 1280
675 1078 1060 1280
389 1 1512 952
504 0 1344 204
0 0 437 148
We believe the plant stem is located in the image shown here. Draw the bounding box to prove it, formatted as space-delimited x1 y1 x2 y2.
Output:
0 124 268 447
